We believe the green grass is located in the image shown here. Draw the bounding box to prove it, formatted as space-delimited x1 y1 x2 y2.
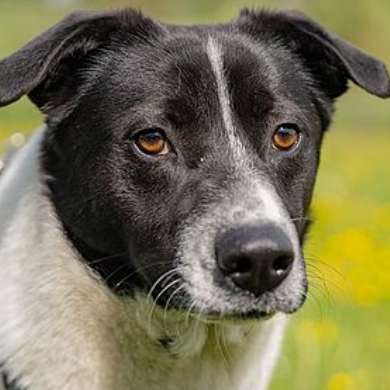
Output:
272 303 390 390
1 2 389 390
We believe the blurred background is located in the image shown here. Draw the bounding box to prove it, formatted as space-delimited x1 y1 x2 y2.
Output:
0 1 389 389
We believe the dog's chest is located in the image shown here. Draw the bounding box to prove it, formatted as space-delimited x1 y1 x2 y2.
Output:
87 304 286 390
114 325 279 390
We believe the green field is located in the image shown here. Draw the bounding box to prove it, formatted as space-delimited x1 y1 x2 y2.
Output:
1 1 389 389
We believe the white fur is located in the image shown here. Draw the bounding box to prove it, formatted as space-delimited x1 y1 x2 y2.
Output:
0 127 288 389
207 37 247 164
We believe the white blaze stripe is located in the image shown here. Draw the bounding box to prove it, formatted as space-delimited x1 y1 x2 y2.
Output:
207 37 284 219
206 37 247 164
206 37 294 228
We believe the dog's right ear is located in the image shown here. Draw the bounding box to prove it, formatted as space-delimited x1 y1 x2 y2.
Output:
0 10 161 113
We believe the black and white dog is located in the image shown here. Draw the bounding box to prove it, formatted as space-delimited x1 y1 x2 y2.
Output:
0 8 388 390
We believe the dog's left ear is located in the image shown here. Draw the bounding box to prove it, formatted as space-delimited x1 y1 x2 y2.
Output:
0 9 162 114
237 9 390 99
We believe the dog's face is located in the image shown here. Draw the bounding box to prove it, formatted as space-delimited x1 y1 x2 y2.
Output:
0 10 388 320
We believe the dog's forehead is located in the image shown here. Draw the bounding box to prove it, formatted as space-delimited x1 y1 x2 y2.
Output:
161 33 278 113
163 33 277 127
108 29 314 134
110 30 278 127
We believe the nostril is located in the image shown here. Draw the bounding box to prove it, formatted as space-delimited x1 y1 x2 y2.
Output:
232 256 252 274
219 255 253 275
271 255 293 276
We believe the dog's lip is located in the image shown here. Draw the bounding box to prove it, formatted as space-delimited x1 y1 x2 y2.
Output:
185 309 277 324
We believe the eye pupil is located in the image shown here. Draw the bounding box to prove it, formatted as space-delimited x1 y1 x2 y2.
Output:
140 132 162 145
134 130 169 156
272 125 300 151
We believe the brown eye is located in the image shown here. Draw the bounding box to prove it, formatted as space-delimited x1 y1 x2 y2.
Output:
134 129 170 156
272 125 300 151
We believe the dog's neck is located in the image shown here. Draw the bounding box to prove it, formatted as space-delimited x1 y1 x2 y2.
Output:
0 129 286 390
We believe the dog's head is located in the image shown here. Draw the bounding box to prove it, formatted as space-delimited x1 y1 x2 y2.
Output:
0 9 388 320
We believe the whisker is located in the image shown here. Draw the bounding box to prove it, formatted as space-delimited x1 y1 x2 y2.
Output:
146 268 179 303
147 275 181 333
221 323 234 364
187 302 206 349
184 301 198 326
305 280 333 318
113 261 175 291
104 262 131 284
307 268 336 303
163 284 186 327
290 216 312 222
306 264 345 295
305 256 346 280
87 251 128 266
214 325 230 372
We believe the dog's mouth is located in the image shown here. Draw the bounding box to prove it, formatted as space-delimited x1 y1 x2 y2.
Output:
146 271 307 324
143 292 279 330
191 310 277 323
160 299 301 322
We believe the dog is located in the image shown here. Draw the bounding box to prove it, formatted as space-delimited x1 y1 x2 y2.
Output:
0 8 388 390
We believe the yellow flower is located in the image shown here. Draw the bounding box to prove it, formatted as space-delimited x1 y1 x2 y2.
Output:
327 372 355 390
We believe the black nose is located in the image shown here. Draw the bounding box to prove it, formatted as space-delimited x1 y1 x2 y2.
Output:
215 224 294 296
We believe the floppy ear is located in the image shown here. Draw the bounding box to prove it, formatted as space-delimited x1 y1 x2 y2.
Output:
0 9 161 113
237 9 390 99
